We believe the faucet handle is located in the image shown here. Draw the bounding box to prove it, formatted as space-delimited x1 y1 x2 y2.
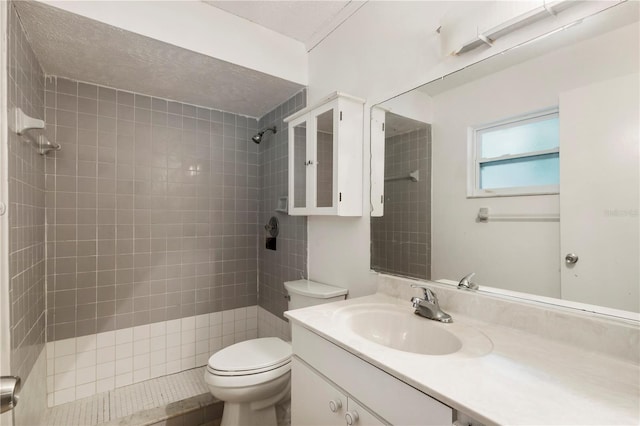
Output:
458 272 479 290
410 284 436 303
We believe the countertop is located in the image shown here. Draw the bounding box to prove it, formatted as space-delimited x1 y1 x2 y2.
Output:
285 292 640 425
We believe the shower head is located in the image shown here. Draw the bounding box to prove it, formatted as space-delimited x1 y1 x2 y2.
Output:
252 126 277 144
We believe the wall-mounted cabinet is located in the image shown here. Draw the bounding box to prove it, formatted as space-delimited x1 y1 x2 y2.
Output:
285 92 365 216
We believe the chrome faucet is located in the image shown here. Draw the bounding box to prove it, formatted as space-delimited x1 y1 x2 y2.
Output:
410 285 452 323
457 272 478 290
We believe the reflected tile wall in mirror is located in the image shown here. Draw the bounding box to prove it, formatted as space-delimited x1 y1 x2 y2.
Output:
371 124 431 279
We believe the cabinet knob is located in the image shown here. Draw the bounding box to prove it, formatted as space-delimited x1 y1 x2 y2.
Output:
329 399 342 412
345 410 359 425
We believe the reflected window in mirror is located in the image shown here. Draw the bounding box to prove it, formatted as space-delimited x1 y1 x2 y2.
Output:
469 109 559 197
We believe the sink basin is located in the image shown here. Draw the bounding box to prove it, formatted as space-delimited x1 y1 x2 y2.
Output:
342 305 462 355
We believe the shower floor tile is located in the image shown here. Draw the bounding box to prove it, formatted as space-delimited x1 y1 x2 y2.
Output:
41 367 210 426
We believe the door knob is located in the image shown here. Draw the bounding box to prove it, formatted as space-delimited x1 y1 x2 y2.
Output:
565 253 579 264
1 376 21 414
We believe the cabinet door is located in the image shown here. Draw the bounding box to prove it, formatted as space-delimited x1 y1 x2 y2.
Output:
290 117 309 211
346 398 387 426
313 106 337 210
291 358 346 426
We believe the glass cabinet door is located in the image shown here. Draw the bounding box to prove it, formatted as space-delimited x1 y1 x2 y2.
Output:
315 109 334 208
293 121 307 209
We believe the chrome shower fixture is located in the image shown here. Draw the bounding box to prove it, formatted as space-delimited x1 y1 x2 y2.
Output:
252 126 277 144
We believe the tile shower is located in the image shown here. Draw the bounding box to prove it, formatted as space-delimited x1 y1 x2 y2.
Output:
41 77 306 407
44 77 260 341
6 0 308 414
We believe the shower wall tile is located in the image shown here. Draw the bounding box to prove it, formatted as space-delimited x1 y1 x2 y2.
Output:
45 77 259 341
371 126 432 279
45 306 257 406
6 1 47 384
257 90 307 320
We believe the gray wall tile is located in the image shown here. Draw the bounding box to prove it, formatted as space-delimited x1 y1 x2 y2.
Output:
257 90 307 320
6 1 46 384
45 78 260 341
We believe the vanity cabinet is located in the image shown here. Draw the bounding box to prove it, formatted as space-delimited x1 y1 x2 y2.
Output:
284 92 365 216
291 323 453 425
292 358 385 426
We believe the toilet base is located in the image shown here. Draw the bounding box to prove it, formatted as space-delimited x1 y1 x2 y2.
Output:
209 371 291 426
220 402 277 426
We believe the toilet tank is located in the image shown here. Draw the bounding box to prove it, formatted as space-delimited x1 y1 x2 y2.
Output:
284 279 348 311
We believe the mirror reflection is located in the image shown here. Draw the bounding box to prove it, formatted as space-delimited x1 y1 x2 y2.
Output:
371 3 639 314
371 114 431 279
316 109 334 208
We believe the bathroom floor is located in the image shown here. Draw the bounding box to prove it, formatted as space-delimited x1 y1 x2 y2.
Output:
41 367 213 425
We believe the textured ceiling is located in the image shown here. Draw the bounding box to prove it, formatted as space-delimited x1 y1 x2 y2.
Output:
15 1 305 118
203 1 361 49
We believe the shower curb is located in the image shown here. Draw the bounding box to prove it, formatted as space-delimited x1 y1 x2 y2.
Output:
98 393 222 426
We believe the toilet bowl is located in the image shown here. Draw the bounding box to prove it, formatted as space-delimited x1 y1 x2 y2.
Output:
205 280 348 426
205 337 292 426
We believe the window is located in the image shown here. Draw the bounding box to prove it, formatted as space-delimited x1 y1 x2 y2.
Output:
468 108 559 197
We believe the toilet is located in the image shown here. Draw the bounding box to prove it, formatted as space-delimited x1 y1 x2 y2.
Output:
204 279 348 426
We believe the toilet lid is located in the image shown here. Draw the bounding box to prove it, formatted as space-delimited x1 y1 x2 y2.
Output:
208 337 291 375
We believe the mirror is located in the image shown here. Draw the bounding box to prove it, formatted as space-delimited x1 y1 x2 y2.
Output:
316 109 334 208
371 2 639 315
293 122 307 208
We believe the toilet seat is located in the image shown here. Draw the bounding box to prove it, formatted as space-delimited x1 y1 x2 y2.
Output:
207 337 292 377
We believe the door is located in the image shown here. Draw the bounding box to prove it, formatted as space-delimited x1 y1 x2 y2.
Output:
290 117 309 213
559 73 639 312
314 107 336 210
1 1 15 424
291 358 346 426
370 107 386 217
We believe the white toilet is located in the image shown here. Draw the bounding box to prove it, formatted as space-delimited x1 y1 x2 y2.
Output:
204 279 348 426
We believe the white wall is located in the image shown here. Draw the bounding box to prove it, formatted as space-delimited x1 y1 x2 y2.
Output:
305 0 629 297
430 22 638 296
307 1 458 298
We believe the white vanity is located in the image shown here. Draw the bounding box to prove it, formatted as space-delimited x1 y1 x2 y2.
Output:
285 277 640 425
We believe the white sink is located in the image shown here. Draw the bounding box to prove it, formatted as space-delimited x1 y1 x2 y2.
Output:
336 303 492 357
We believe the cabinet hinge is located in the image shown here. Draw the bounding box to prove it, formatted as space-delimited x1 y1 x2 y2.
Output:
380 195 384 203
340 111 343 121
339 192 342 202
382 123 385 132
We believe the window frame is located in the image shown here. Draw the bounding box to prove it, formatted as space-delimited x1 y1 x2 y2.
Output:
467 107 560 198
